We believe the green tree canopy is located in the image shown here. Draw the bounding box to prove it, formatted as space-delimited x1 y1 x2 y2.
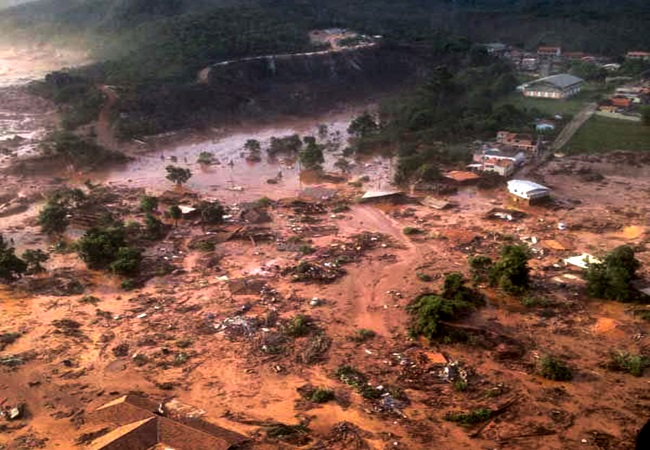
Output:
38 201 69 235
139 195 158 213
0 235 27 282
586 245 642 302
488 245 531 295
22 249 49 274
77 225 126 270
165 165 192 186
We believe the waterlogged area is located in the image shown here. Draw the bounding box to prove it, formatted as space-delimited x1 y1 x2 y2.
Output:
94 114 394 202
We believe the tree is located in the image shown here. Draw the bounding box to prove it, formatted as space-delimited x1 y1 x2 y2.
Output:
38 201 69 235
144 213 167 240
489 245 531 295
586 245 641 302
299 136 324 171
244 139 261 161
469 255 493 284
334 157 351 174
0 235 27 282
77 225 126 270
139 195 158 213
348 112 379 139
408 273 484 339
199 201 225 225
197 151 214 165
168 205 182 226
110 247 143 276
22 249 49 274
165 165 192 186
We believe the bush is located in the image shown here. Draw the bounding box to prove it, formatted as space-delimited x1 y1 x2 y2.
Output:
607 351 649 377
0 235 27 282
352 328 376 343
175 338 193 348
310 388 335 403
538 355 573 381
79 295 101 305
408 273 484 340
121 279 137 291
299 244 316 255
521 296 553 308
110 247 143 276
197 151 214 165
284 314 311 337
403 227 423 236
416 272 433 282
139 195 158 213
444 408 492 425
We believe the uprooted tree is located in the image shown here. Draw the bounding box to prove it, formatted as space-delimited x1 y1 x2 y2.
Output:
408 273 485 340
585 245 643 302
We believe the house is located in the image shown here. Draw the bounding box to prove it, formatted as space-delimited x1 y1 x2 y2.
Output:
474 147 526 166
496 131 538 152
563 51 587 60
625 51 650 61
519 74 585 99
507 179 550 203
444 171 481 183
360 190 405 203
537 46 561 57
598 100 617 113
611 96 633 109
521 57 538 71
481 157 515 177
89 395 248 450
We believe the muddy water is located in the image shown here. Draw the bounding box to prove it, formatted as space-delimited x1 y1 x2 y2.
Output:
92 115 394 202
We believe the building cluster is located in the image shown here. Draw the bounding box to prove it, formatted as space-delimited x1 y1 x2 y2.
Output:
597 82 650 114
469 129 546 177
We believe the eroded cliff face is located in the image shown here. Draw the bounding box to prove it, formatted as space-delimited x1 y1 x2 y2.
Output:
204 44 423 117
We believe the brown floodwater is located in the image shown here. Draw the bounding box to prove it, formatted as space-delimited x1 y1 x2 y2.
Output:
90 114 394 203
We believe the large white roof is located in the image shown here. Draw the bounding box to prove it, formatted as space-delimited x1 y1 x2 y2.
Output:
507 179 549 193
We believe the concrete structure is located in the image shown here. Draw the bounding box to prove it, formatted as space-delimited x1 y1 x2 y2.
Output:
507 179 550 202
564 253 602 269
481 158 515 176
519 74 585 99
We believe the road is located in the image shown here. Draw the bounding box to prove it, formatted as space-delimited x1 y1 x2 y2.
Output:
551 102 597 151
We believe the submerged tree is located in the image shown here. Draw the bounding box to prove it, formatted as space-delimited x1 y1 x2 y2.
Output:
165 165 192 187
299 136 324 171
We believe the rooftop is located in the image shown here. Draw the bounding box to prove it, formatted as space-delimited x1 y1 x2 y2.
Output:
524 73 584 89
507 179 550 193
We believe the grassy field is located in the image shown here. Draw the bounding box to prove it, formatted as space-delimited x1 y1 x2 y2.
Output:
499 83 607 117
564 115 650 154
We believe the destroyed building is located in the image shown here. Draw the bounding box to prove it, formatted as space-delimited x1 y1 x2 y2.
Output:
88 395 248 450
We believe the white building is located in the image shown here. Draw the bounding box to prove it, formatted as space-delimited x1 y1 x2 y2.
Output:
507 179 550 202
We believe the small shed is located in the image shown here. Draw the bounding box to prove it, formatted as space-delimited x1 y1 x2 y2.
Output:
507 180 550 203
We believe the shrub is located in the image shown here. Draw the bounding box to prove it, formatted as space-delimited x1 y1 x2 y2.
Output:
110 247 143 276
77 225 126 270
352 328 376 343
408 273 484 339
121 279 137 291
139 195 158 213
175 338 193 349
403 227 423 236
310 388 335 403
538 355 573 381
521 296 553 308
197 151 214 165
444 408 492 425
38 201 69 235
607 351 649 377
79 295 101 305
453 380 468 392
299 244 316 255
284 315 311 337
416 272 433 282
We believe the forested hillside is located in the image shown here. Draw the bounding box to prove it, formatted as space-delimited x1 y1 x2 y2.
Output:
3 0 649 139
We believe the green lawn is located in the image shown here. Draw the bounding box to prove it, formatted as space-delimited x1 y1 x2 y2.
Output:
499 83 607 118
564 115 650 154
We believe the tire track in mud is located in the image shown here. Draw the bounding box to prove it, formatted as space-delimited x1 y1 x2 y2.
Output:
339 205 422 337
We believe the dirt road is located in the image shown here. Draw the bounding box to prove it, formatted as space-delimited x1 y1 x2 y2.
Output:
552 102 597 151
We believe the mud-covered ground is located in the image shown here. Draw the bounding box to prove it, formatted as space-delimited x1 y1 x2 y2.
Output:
0 147 649 449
